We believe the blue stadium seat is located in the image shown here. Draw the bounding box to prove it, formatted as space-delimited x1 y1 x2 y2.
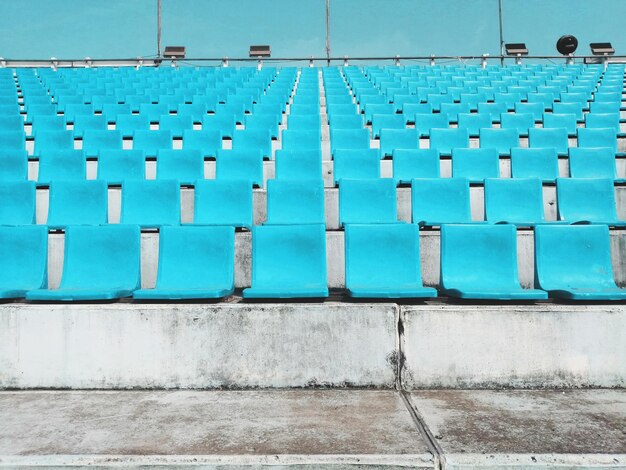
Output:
97 150 146 184
288 114 321 132
543 113 577 136
203 114 236 139
585 113 622 135
528 127 569 156
243 224 328 299
0 115 24 133
452 148 499 182
82 130 123 157
73 114 108 138
328 114 363 130
414 113 448 137
176 103 208 123
411 178 472 226
182 129 222 158
379 129 420 157
282 129 321 151
38 150 86 183
457 113 492 138
392 149 440 184
0 149 28 181
371 114 405 139
26 225 141 301
589 101 621 116
363 103 394 124
275 149 322 180
429 128 469 156
330 129 370 156
159 114 194 138
514 102 545 122
440 103 471 123
33 130 74 156
345 223 437 298
334 149 380 185
266 179 325 225
133 226 235 300
156 149 204 185
534 224 626 300
32 115 67 134
479 128 519 156
216 149 264 187
139 103 171 123
116 114 151 139
568 147 620 180
232 129 272 160
499 112 534 137
63 104 94 123
0 130 26 151
477 102 507 123
193 179 253 229
510 147 559 182
102 104 132 123
552 102 584 122
556 178 625 226
484 178 545 226
339 178 397 226
133 130 173 156
577 128 622 155
120 179 181 228
245 115 280 140
0 225 48 299
440 224 547 300
46 180 108 229
0 181 36 225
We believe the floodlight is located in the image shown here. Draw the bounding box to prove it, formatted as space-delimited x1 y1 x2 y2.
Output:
249 45 271 58
163 46 186 59
504 43 528 56
590 42 615 55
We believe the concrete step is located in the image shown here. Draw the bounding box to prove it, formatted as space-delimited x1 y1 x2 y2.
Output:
0 389 624 469
1 302 624 389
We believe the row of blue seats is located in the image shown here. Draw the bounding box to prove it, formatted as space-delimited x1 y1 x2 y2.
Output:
1 223 624 301
0 177 623 228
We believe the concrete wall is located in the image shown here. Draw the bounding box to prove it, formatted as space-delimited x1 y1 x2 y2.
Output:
1 302 624 389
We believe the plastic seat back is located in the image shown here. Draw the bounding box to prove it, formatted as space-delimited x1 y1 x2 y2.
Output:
97 150 145 184
414 113 449 137
156 149 204 185
116 114 151 138
328 114 363 130
345 223 435 298
568 147 617 179
0 181 36 225
452 148 500 182
57 224 140 292
510 147 559 182
82 130 123 157
151 225 235 294
411 178 471 225
479 128 519 156
73 114 107 138
216 149 264 187
182 129 222 158
38 150 86 183
0 149 28 181
121 179 181 227
379 129 419 157
47 180 108 228
534 225 622 296
158 114 193 138
392 149 440 184
266 179 325 225
133 130 173 156
244 224 328 298
232 129 272 159
556 178 621 224
282 129 321 151
193 179 253 229
528 127 569 155
339 178 397 225
34 130 74 156
577 128 618 153
334 149 380 184
0 225 48 297
275 149 322 180
429 128 469 156
371 114 405 139
484 178 544 225
543 113 577 136
457 113 492 137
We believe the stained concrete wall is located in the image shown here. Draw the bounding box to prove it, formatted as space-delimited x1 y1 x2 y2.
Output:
0 303 399 389
1 302 624 389
401 304 626 389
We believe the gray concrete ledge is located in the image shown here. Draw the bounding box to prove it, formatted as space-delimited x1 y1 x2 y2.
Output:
0 303 399 389
401 304 626 389
0 390 433 469
409 389 626 470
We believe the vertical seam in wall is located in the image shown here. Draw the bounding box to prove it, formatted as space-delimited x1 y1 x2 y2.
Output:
396 303 404 391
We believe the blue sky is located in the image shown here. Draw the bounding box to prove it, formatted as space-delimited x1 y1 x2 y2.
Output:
1 0 625 60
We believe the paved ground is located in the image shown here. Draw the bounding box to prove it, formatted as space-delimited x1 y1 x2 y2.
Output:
0 389 624 468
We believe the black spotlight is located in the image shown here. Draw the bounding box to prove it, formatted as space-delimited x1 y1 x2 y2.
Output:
504 43 528 56
590 42 615 56
556 35 578 55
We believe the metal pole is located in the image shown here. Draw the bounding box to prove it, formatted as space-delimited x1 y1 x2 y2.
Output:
498 0 504 65
325 0 331 66
157 0 162 57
